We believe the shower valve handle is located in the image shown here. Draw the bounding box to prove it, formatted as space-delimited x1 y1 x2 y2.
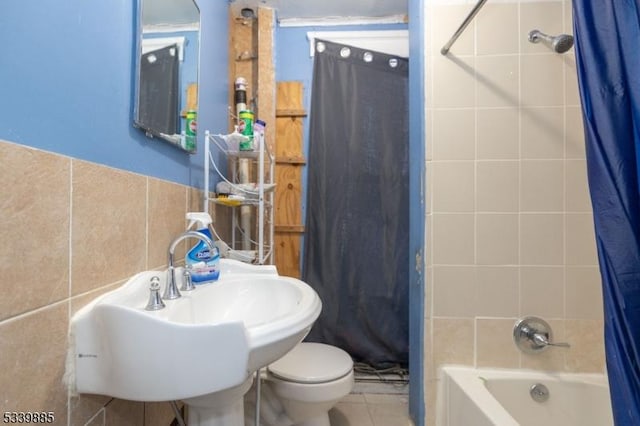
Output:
531 332 570 349
514 316 571 354
547 341 571 348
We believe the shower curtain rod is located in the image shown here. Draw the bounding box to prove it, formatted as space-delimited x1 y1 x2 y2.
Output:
440 0 488 55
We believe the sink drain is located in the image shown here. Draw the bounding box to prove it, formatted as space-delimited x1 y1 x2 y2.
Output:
530 383 549 403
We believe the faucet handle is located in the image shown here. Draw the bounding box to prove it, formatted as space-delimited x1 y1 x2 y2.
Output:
514 316 570 354
150 276 161 289
532 331 570 349
145 276 165 310
181 268 196 292
547 341 571 348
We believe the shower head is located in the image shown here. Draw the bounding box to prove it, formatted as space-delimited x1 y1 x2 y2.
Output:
528 30 574 53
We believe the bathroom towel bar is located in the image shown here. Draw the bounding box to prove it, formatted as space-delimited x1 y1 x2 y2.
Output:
440 0 488 55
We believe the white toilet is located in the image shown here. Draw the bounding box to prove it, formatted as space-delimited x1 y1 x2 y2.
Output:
245 342 354 426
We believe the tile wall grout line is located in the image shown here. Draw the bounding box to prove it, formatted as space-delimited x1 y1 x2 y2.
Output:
67 157 74 426
428 7 435 392
472 10 478 290
473 316 478 368
68 158 75 306
185 185 190 263
562 1 575 371
69 279 130 301
83 407 105 426
428 17 434 324
562 0 569 323
0 298 69 326
472 8 480 328
0 278 131 327
145 177 149 270
516 0 523 370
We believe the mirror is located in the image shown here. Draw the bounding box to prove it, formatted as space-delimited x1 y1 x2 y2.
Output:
134 0 200 153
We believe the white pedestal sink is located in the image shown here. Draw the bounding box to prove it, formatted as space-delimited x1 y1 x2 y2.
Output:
68 259 321 425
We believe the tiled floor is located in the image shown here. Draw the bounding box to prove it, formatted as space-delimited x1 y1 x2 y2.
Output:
329 393 412 426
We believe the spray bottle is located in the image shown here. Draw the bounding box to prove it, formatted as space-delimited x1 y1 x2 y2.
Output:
185 212 220 283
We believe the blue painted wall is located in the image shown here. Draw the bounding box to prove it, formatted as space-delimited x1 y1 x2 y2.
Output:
0 0 228 188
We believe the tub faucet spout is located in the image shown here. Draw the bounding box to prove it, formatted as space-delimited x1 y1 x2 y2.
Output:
163 231 215 300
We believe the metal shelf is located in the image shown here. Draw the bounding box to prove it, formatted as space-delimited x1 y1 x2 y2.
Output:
204 130 275 265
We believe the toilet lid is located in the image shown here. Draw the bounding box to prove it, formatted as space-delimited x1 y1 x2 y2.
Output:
268 342 353 384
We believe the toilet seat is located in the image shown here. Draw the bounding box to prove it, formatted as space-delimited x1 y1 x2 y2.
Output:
268 342 353 384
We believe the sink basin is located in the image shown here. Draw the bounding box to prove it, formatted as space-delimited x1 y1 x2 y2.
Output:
69 259 321 403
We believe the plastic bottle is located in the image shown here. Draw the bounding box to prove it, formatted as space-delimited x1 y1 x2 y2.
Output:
184 110 197 151
185 212 220 283
253 119 266 151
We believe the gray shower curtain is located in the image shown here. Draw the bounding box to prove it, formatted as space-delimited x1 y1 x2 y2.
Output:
138 44 179 136
303 40 409 368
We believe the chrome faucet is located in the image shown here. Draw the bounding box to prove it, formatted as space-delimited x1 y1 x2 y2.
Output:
163 231 215 300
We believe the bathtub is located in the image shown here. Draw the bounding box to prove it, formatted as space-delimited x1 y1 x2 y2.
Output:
436 365 613 426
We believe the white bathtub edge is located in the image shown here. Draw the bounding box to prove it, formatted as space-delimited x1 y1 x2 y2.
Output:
438 365 519 426
436 365 612 426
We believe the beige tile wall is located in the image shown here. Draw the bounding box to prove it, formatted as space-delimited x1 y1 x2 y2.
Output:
425 1 604 425
0 139 205 425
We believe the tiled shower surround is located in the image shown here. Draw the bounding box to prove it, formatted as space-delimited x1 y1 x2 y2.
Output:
424 0 604 425
0 139 201 424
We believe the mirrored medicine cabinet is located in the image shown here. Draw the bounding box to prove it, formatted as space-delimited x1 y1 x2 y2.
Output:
133 0 200 153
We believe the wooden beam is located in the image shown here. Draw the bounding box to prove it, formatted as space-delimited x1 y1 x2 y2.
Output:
276 109 307 117
275 225 305 233
276 156 307 165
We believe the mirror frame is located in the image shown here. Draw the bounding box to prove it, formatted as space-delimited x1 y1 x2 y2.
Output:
133 0 200 153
